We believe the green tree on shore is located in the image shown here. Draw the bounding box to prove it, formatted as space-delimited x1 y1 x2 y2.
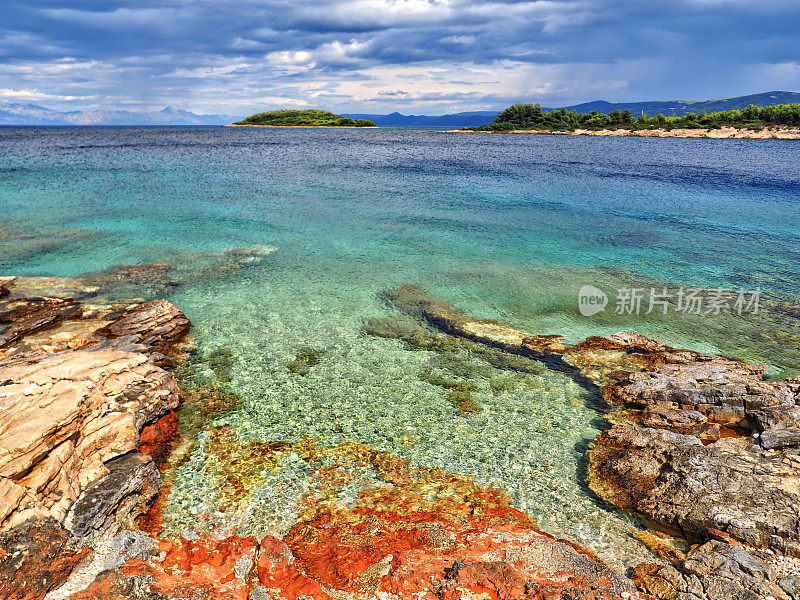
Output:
473 102 800 132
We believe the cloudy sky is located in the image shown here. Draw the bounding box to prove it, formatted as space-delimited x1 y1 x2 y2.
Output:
2 0 799 115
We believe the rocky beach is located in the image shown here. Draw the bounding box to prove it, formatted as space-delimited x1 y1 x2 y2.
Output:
2 126 799 600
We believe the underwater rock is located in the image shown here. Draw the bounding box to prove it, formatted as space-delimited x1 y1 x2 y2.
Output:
285 346 325 376
80 263 180 297
77 247 275 301
387 283 567 355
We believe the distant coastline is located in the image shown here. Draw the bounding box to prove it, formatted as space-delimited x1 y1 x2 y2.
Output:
448 125 800 139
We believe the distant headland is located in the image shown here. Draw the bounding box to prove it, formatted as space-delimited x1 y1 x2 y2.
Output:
455 100 800 139
226 109 376 128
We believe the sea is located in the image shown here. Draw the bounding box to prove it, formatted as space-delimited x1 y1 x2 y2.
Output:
2 126 799 569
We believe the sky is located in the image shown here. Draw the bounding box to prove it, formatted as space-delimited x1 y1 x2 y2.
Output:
1 0 799 115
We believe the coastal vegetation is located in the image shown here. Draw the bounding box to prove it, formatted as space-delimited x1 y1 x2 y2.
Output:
231 109 375 127
473 101 800 131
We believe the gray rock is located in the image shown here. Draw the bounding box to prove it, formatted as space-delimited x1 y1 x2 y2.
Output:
68 453 160 544
760 429 800 450
104 530 158 570
635 541 791 600
589 426 800 556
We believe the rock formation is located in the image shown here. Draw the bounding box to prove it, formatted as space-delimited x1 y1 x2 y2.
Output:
0 277 644 600
4 278 799 600
0 277 190 599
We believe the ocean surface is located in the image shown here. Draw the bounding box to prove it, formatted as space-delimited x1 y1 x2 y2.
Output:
2 126 799 569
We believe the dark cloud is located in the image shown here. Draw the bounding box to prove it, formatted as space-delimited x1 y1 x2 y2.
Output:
1 0 798 113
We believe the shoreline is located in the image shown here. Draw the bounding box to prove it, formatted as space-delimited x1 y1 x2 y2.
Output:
3 273 800 599
446 125 800 139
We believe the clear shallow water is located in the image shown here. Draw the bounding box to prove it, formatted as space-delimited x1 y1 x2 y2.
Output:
2 127 799 569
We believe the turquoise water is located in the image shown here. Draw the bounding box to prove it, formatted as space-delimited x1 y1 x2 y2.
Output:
2 127 799 569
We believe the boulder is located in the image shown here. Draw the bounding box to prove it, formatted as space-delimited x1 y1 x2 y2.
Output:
589 426 800 556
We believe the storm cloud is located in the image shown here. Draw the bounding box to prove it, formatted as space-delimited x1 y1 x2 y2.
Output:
1 0 798 114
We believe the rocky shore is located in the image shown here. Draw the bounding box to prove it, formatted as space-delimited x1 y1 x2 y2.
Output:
449 126 800 139
2 276 799 599
0 276 637 600
385 284 800 600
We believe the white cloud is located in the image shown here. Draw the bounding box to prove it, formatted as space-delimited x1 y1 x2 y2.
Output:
0 88 95 102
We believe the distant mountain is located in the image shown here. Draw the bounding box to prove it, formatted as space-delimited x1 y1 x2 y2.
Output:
557 91 800 118
340 111 498 127
0 102 239 125
3 91 798 127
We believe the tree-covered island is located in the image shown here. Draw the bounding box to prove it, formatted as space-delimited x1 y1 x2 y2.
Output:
471 102 800 132
229 109 376 127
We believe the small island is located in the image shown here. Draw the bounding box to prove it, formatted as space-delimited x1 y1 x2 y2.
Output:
460 102 800 139
227 109 376 128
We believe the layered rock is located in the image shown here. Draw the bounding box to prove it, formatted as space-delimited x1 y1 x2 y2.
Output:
0 276 190 598
0 295 82 347
0 348 180 531
590 427 800 555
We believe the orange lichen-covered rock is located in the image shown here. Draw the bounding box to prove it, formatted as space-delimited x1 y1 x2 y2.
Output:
105 535 259 600
276 458 636 600
257 536 334 600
